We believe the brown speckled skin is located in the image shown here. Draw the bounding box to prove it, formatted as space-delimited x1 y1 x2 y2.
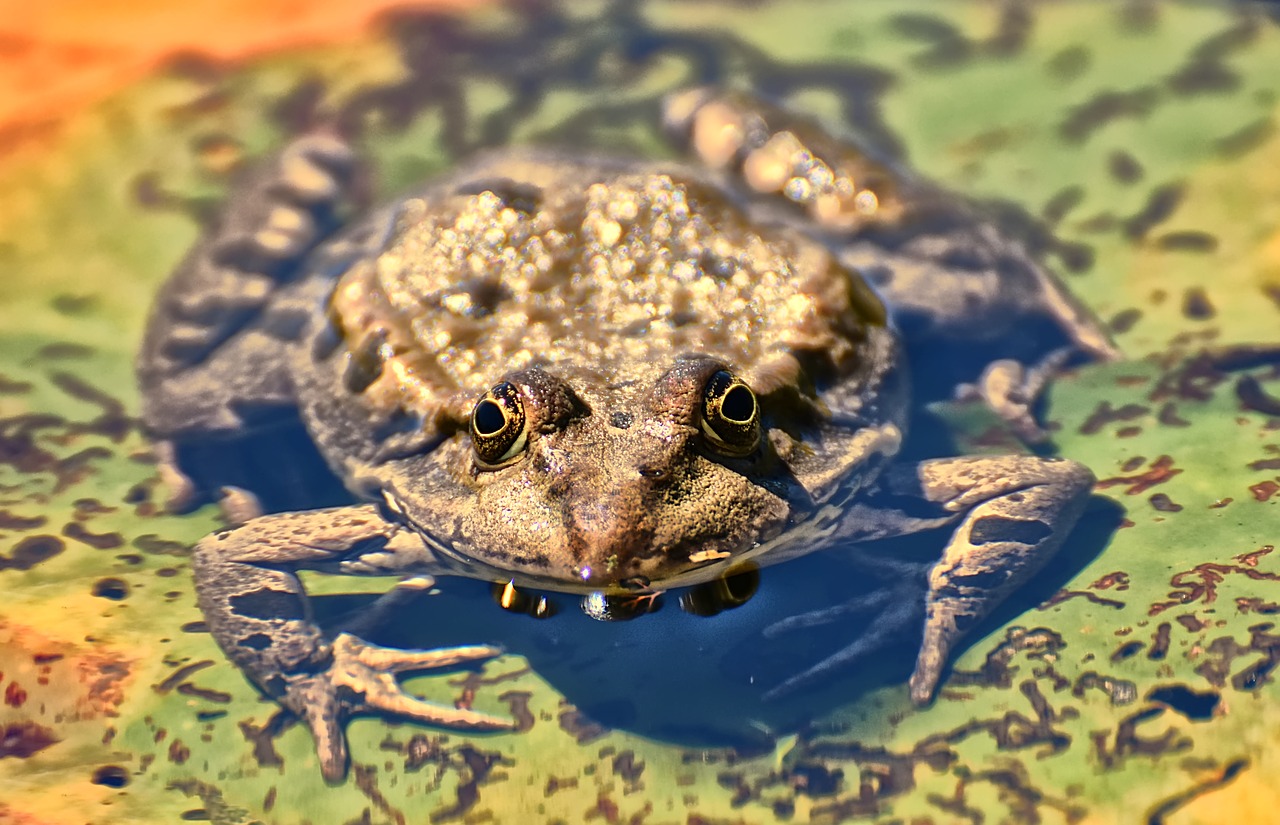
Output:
138 92 1107 782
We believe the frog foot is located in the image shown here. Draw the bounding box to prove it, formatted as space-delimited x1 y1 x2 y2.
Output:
286 633 515 782
960 347 1075 445
759 581 925 701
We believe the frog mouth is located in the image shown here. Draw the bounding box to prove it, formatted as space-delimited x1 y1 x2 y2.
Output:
410 517 757 595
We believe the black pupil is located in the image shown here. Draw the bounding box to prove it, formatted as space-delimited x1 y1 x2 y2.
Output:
474 399 507 435
721 385 755 422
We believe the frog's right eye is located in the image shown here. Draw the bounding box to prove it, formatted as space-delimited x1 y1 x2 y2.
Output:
470 382 528 466
700 370 761 457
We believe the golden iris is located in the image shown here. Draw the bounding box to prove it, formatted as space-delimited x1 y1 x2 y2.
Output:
700 370 760 456
470 381 527 465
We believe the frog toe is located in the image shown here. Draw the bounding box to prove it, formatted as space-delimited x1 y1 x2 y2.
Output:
761 589 896 638
356 681 515 732
760 593 922 702
289 680 349 783
339 633 503 674
968 347 1077 445
907 647 947 707
330 634 515 730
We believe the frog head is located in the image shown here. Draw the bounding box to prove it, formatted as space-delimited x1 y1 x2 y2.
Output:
386 347 904 594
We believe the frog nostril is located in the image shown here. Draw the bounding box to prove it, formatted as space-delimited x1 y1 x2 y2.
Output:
637 465 667 480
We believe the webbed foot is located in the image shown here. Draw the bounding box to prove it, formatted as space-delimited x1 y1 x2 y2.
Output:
760 582 925 701
755 552 927 700
959 347 1074 445
287 633 514 782
191 504 516 781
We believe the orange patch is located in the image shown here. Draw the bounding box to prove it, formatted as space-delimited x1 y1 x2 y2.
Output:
0 619 133 721
0 0 480 151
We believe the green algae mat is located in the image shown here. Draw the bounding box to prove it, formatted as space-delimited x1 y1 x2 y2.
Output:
3 1 1280 822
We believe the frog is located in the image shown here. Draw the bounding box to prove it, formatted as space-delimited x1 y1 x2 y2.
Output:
137 87 1117 782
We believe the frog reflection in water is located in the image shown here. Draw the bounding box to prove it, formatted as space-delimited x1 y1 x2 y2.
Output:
137 89 1117 781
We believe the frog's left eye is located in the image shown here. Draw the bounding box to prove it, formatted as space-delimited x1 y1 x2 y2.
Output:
700 370 760 456
471 381 528 466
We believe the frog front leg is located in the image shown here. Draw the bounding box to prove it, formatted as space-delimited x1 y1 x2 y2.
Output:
767 454 1093 703
901 455 1093 702
193 503 514 781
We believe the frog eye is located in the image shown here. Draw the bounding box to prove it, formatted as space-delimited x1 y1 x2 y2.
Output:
470 381 528 465
700 370 760 456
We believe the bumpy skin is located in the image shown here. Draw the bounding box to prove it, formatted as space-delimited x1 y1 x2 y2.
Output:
138 91 1110 782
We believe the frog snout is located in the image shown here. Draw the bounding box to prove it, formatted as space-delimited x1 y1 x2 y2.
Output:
561 485 662 584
